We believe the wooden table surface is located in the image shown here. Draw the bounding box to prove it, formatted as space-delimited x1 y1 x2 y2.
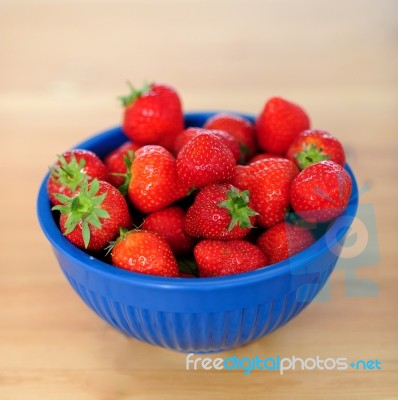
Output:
1 1 397 399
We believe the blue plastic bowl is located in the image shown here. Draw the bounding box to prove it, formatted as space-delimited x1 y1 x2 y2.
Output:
37 112 359 353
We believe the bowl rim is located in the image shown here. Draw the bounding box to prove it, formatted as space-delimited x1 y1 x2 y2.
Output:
36 111 359 291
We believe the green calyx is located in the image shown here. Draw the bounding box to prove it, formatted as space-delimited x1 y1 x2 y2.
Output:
110 149 135 196
105 227 130 256
52 179 110 248
118 81 152 107
50 154 87 192
177 258 199 277
295 143 329 170
218 186 258 231
238 143 250 164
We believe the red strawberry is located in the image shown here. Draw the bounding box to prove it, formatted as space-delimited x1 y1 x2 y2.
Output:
47 150 108 206
194 240 268 277
204 113 257 162
173 127 240 162
291 160 352 222
185 184 257 240
230 165 254 190
120 82 184 150
52 179 132 250
256 97 310 155
249 153 280 164
232 157 289 190
142 206 194 255
257 222 315 265
128 145 190 213
104 141 140 191
286 129 346 169
176 133 236 188
231 158 299 228
109 229 179 277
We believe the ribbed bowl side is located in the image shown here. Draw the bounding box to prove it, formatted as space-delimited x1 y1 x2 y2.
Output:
63 268 332 353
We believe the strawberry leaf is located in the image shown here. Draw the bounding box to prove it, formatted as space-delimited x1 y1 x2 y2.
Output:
116 149 135 196
81 219 90 248
94 208 110 219
91 193 106 206
295 143 329 170
53 193 72 205
64 214 81 235
87 213 102 229
177 258 199 277
88 178 100 196
118 81 152 107
218 186 258 231
105 227 129 256
53 178 111 248
50 152 87 192
51 204 70 214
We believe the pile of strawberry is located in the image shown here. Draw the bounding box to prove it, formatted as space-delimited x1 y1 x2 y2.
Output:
48 82 352 278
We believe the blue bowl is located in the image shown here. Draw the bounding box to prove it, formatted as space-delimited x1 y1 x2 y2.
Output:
37 112 359 353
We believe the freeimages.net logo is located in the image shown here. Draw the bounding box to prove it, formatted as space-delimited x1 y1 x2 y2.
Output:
186 354 382 375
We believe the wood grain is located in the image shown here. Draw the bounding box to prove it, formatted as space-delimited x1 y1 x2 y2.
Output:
0 0 397 398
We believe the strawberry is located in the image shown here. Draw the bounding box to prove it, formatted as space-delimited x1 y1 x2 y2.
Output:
120 82 184 150
109 229 179 277
256 97 310 155
47 150 108 206
104 141 140 192
176 133 236 188
248 153 279 164
185 184 257 240
286 129 346 169
142 206 194 255
291 160 352 222
230 165 254 190
194 240 268 277
204 113 257 162
173 127 240 162
52 179 132 250
231 158 299 228
128 145 190 213
257 222 315 265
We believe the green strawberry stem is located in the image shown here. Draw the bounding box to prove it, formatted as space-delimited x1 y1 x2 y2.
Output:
238 143 250 164
110 150 135 196
239 143 250 155
52 179 110 248
105 227 129 256
295 143 329 170
59 166 74 179
50 154 87 192
119 81 152 107
177 258 199 277
218 186 258 231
